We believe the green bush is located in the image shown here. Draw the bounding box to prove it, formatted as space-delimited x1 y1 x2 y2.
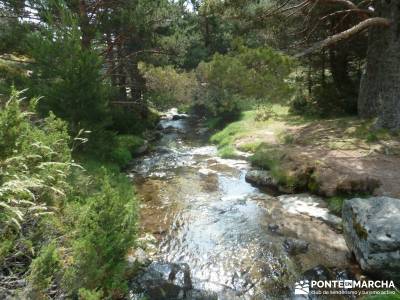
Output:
63 172 137 298
0 89 31 158
115 135 145 154
109 105 160 135
0 91 140 298
108 135 145 167
28 10 111 137
195 45 293 121
78 288 104 300
0 90 72 235
139 63 197 110
0 58 30 96
110 147 132 167
28 242 61 292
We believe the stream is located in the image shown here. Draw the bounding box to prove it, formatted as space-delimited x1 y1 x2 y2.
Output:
128 111 359 300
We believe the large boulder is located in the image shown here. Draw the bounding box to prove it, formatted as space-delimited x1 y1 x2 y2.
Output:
342 197 400 282
245 170 277 187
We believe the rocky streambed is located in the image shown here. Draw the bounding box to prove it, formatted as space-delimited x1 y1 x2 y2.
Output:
127 111 365 299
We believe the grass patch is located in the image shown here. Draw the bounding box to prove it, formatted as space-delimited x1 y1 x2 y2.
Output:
237 140 263 152
350 120 397 143
210 105 290 156
205 116 225 130
278 132 295 144
250 144 282 170
250 144 299 189
327 196 346 215
218 145 237 158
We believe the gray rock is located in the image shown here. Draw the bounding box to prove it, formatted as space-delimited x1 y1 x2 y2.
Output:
302 265 332 282
146 131 163 141
133 262 192 300
163 126 184 134
154 146 172 154
185 289 218 300
342 197 400 282
295 265 333 300
268 223 279 232
133 140 149 155
127 248 151 266
197 127 208 135
172 114 189 120
277 194 342 228
283 238 309 255
245 170 277 187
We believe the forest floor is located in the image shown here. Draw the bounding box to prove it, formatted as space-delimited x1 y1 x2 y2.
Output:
211 106 400 200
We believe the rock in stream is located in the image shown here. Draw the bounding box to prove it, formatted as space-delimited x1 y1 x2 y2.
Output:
342 196 400 283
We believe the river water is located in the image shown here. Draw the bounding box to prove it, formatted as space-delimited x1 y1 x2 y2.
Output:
128 113 358 299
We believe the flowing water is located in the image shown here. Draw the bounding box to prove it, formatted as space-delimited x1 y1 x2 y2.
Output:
128 112 359 299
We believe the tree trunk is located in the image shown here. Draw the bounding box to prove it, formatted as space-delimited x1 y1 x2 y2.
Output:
78 0 92 49
330 48 355 97
129 60 145 102
106 32 118 88
204 15 210 48
357 25 386 118
375 36 400 129
369 0 400 130
307 59 312 95
321 50 326 86
116 43 127 100
330 46 358 113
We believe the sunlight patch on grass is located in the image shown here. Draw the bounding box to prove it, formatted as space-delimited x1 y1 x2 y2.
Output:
210 104 291 156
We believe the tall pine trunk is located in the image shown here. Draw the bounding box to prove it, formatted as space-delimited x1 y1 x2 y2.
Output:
376 40 400 129
374 0 400 130
78 0 91 49
358 26 385 118
359 0 400 129
330 49 354 96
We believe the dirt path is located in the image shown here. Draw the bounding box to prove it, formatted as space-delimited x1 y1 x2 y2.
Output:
235 116 400 198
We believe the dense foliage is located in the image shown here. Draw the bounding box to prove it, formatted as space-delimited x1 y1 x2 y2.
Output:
28 18 110 135
195 45 293 122
140 63 197 111
0 91 137 298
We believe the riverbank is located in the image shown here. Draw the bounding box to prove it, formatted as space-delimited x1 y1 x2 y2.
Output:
210 106 400 209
